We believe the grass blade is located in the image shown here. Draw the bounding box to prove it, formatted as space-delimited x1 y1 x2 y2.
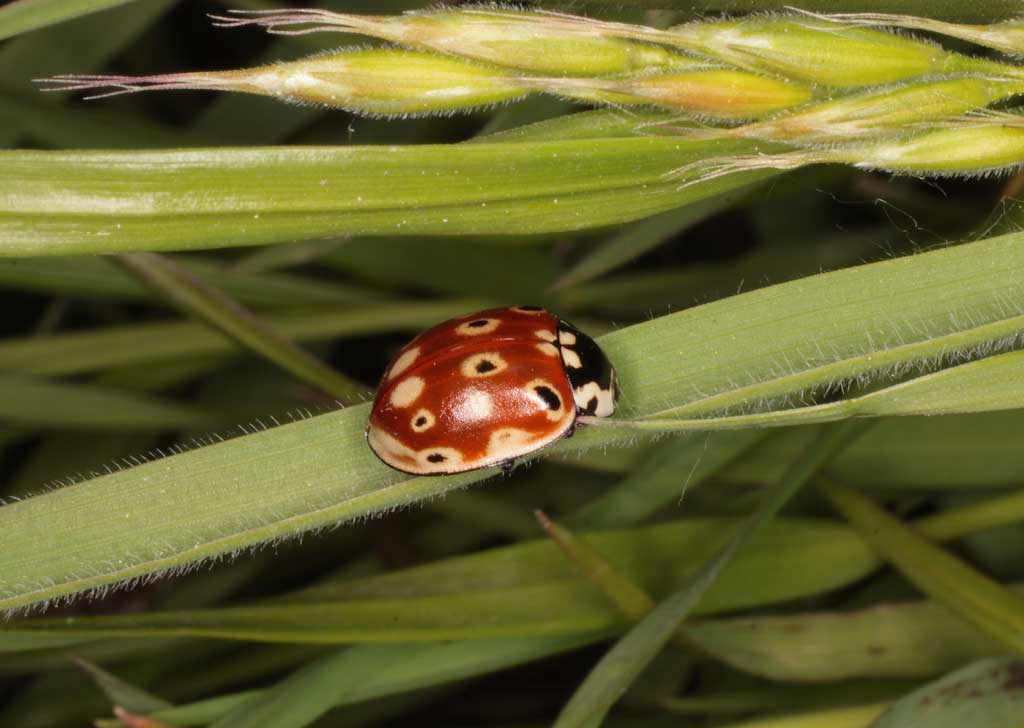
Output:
0 0 144 45
324 237 559 302
139 635 604 728
687 486 1024 679
0 234 1019 611
553 420 871 728
537 511 655 620
687 585 1022 682
0 93 217 149
0 255 380 308
569 431 764 529
0 517 881 646
0 138 774 255
820 481 1024 654
724 410 1024 490
207 647 399 728
596 236 1024 422
0 373 218 431
870 657 1024 727
208 635 601 728
74 658 171 715
0 300 485 377
115 253 369 403
552 186 759 290
595 348 1024 431
714 701 891 728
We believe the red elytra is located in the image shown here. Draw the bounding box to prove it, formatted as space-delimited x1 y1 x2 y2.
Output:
367 306 617 475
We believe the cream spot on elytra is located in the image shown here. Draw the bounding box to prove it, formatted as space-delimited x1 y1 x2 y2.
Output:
534 329 556 341
367 426 465 474
418 447 464 472
367 427 416 467
487 427 535 456
456 318 499 336
535 342 559 357
387 346 420 380
460 352 508 378
527 378 567 421
454 389 493 422
410 408 435 432
389 376 425 408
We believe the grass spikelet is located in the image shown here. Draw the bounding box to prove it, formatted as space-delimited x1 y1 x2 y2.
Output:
847 122 1024 175
501 9 1024 87
210 6 694 77
671 117 1024 185
698 76 1024 145
542 69 814 120
793 10 1024 58
663 17 1021 87
37 49 528 117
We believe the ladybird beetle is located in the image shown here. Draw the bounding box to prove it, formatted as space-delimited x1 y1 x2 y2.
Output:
367 306 617 475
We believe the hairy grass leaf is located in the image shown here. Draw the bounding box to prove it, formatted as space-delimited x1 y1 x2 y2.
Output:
604 349 1024 431
0 235 1019 610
